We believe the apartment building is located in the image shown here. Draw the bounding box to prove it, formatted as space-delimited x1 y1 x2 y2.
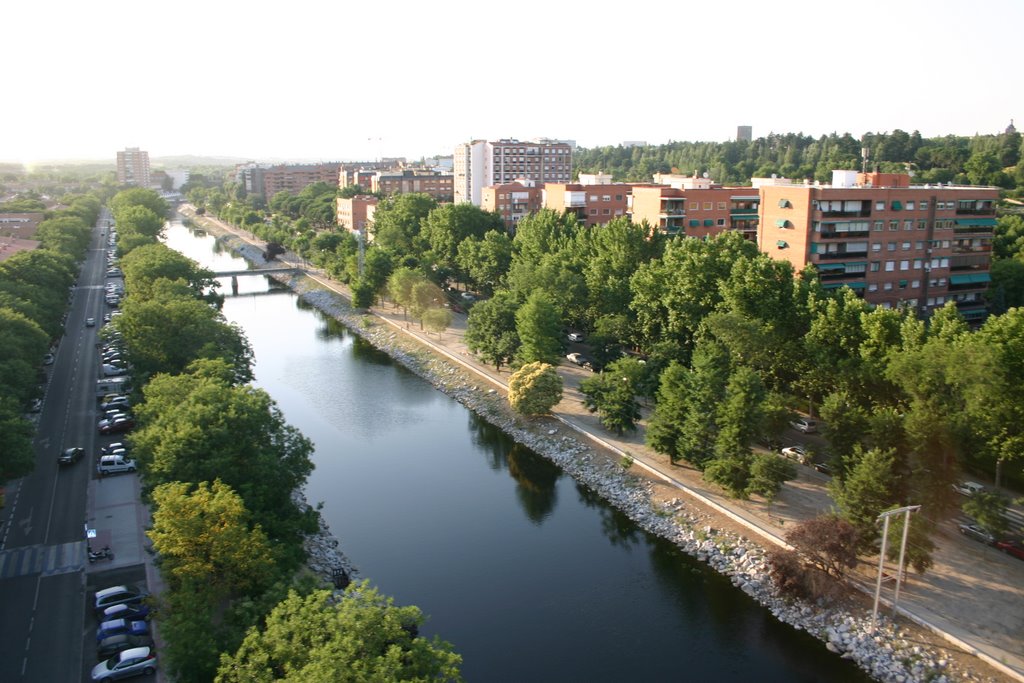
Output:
262 163 343 199
481 180 543 231
629 175 760 239
116 147 150 187
758 170 998 319
336 195 378 237
372 169 453 202
544 173 633 227
455 138 573 206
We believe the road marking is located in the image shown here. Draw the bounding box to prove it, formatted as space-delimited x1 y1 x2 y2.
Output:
0 541 87 579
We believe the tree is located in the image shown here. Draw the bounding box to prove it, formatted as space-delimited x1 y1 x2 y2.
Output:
0 398 35 481
676 340 730 467
646 361 690 462
149 480 276 595
745 453 796 501
408 280 445 329
580 368 641 435
456 230 513 295
464 292 519 371
785 515 859 578
830 446 897 550
370 193 437 256
216 584 463 683
714 367 766 461
507 362 562 415
386 267 423 316
514 291 562 366
422 203 504 276
422 307 452 337
963 491 1011 538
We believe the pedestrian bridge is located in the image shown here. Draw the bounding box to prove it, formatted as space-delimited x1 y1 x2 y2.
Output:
211 266 300 277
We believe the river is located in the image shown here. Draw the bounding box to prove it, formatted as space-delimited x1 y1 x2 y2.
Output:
163 218 867 682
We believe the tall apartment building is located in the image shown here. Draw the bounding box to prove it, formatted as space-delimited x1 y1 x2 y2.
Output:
262 163 343 199
116 147 150 186
758 170 998 319
455 138 573 206
629 174 760 240
372 169 453 202
737 126 753 142
544 173 634 227
481 180 543 231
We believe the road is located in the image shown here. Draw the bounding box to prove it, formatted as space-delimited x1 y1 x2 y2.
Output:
0 210 123 681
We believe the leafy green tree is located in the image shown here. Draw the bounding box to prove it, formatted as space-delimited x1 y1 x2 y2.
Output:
676 340 730 466
646 361 690 462
514 291 562 366
0 307 49 403
819 390 870 462
422 203 504 277
580 368 641 435
422 307 452 337
994 214 1024 260
988 258 1024 313
387 267 423 317
508 362 563 415
714 367 766 461
745 453 796 501
109 187 168 220
370 193 437 256
830 446 897 550
456 230 513 295
216 584 463 683
963 491 1011 537
117 204 166 241
149 480 276 595
120 242 217 301
883 510 936 574
785 515 859 578
0 398 35 481
464 292 520 371
703 454 752 497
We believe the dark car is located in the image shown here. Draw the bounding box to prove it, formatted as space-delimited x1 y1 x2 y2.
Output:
58 447 84 465
96 634 153 660
995 539 1024 561
96 618 149 642
100 442 128 456
94 585 148 616
99 416 135 435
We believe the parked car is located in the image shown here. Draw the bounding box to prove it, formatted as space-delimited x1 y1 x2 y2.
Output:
100 397 131 411
43 353 55 365
781 445 809 464
101 602 151 622
789 418 818 434
96 618 149 643
99 412 131 429
90 646 157 681
58 447 85 465
812 461 834 476
103 363 128 377
96 634 153 660
566 352 588 365
29 398 43 413
958 523 995 545
952 481 985 496
99 417 135 435
567 332 585 342
995 539 1024 561
97 454 137 474
94 586 148 616
100 442 128 456
460 291 475 301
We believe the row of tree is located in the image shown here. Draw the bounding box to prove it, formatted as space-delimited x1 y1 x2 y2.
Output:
105 189 462 681
0 192 102 482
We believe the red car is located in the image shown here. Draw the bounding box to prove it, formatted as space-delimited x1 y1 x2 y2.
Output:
995 539 1024 561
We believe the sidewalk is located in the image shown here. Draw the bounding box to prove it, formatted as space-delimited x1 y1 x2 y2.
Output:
184 206 1024 682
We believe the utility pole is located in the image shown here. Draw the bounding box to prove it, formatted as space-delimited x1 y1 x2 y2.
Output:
872 505 921 633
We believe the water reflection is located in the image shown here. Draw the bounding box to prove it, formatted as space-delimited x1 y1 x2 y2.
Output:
576 483 643 548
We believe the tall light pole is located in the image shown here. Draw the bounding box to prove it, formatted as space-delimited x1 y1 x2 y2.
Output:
872 505 921 633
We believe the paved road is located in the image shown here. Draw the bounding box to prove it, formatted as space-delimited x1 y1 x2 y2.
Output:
183 205 1024 681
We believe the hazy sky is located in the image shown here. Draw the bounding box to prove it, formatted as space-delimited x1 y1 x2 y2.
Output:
5 0 1022 165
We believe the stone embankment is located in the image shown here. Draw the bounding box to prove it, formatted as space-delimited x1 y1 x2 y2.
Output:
213 230 978 683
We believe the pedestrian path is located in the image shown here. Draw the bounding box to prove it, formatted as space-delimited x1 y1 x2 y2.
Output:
0 540 86 578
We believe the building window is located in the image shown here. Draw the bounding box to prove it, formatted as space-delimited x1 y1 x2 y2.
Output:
602 208 610 215
704 202 713 210
690 202 700 211
716 218 725 226
884 282 894 291
874 221 884 231
717 202 726 210
615 194 623 201
872 243 881 252
917 220 927 230
885 261 895 272
870 261 880 272
779 199 792 208
906 201 915 210
889 220 899 231
602 195 611 202
887 242 896 251
900 260 910 270
911 279 920 288
876 201 885 210
589 208 598 215
902 242 911 250
915 241 924 250
589 195 598 202
920 201 928 210
913 259 923 269
899 280 908 289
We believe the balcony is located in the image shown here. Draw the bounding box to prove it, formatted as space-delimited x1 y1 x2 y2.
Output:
817 208 872 218
955 206 996 216
819 230 870 239
947 272 991 291
815 251 868 260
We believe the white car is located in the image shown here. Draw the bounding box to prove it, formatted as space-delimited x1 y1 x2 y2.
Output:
567 332 585 342
781 446 809 465
790 418 818 434
952 481 984 496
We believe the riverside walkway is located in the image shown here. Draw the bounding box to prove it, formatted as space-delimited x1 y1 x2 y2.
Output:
180 205 1024 682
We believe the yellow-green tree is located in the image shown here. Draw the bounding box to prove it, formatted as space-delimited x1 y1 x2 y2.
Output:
508 362 562 415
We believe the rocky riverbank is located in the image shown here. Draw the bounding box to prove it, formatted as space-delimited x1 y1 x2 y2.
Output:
202 223 987 683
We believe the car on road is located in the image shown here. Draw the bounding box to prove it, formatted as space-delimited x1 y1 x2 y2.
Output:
43 353 55 365
86 317 96 327
94 586 148 616
995 539 1024 560
781 445 809 464
566 352 587 365
567 332 585 342
812 461 834 476
58 447 84 465
789 418 818 434
96 634 154 660
958 523 995 545
90 646 157 681
99 416 135 435
952 481 985 496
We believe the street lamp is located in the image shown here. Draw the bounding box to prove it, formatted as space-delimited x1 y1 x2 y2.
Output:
871 504 921 632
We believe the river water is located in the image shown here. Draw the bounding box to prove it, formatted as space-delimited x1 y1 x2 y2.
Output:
163 219 867 682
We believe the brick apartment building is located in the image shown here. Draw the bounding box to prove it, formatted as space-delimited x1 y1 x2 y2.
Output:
758 170 998 319
262 163 343 199
629 174 760 240
336 195 378 237
455 138 573 206
372 169 453 202
543 173 634 227
481 180 543 232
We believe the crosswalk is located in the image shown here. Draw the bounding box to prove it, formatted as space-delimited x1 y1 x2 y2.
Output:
0 540 87 579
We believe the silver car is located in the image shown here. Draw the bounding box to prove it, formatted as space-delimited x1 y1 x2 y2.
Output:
90 646 157 680
958 522 995 545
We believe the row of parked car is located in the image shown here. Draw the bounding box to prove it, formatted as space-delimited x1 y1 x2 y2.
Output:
91 584 157 680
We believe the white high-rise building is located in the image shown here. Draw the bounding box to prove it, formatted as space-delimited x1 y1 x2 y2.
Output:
454 138 573 206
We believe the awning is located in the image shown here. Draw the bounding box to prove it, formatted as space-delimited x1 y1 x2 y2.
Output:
703 219 714 227
821 281 867 290
954 218 996 227
776 240 788 249
949 272 991 285
689 219 700 227
776 219 790 228
778 199 791 208
891 201 903 210
817 263 846 271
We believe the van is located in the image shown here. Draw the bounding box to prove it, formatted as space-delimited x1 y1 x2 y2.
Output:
96 377 132 397
97 455 136 476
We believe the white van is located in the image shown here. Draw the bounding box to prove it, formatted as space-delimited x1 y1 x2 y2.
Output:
97 454 136 476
